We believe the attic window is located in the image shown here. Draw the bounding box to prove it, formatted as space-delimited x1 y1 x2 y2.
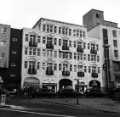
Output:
96 13 100 18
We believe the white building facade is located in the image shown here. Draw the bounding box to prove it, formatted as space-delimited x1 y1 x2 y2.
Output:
21 18 104 92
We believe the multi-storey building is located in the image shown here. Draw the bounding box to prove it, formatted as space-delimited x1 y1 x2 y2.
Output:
83 9 120 89
8 28 22 90
21 18 104 92
0 27 22 90
0 24 11 86
21 28 41 90
0 9 120 93
0 24 11 68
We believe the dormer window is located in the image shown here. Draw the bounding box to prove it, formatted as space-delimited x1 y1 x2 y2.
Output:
96 13 100 18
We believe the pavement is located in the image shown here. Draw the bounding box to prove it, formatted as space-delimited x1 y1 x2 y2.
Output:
1 97 120 114
0 104 75 117
25 98 120 113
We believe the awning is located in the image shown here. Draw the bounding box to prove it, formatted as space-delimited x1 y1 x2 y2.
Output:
42 83 57 86
24 77 40 87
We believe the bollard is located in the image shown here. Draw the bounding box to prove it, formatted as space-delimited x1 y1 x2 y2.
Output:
1 94 6 105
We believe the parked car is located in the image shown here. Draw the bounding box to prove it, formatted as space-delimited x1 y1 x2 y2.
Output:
6 89 18 96
38 88 56 97
58 86 76 97
85 87 103 97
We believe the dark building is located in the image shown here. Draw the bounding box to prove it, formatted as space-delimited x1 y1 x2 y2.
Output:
6 28 22 90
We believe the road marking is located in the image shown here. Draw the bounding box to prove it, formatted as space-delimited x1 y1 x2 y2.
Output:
0 107 76 117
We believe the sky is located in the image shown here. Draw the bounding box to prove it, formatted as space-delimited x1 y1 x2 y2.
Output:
1 0 120 28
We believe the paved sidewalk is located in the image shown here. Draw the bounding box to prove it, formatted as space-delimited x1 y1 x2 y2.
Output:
2 97 120 113
39 98 120 113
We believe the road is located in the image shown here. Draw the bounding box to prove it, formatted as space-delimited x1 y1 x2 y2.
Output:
0 107 73 117
0 102 120 117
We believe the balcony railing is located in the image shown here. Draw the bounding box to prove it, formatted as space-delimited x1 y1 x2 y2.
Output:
46 43 54 49
91 72 98 78
90 49 97 54
62 45 69 50
46 69 54 75
103 39 108 45
28 68 37 74
77 71 84 77
29 41 37 47
77 47 84 53
62 71 70 76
